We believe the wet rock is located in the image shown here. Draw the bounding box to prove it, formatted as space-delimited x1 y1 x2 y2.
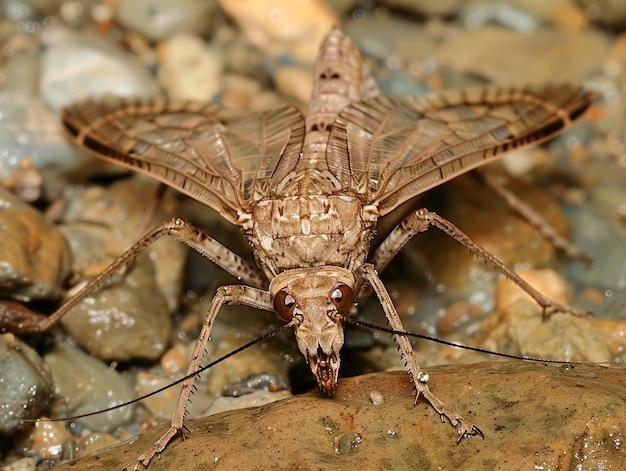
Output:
406 174 568 309
157 33 223 100
475 300 626 362
51 364 626 469
74 432 118 460
115 0 218 42
159 343 189 377
0 187 70 301
345 15 437 67
0 92 89 200
220 74 265 110
273 66 312 104
44 342 135 433
134 368 214 421
436 301 485 335
461 1 541 31
134 371 185 421
3 48 39 95
597 287 626 319
0 334 53 435
203 329 293 398
60 177 185 313
221 372 290 397
56 179 185 362
203 389 292 416
436 26 607 85
1 457 37 471
494 268 572 310
39 33 160 112
566 204 626 292
17 418 73 460
219 0 338 63
58 251 172 362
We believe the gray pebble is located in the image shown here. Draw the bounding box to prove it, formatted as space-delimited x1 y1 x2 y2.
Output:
0 92 90 200
115 0 218 42
74 432 118 459
336 432 362 455
39 33 159 112
1 457 37 471
461 1 540 31
203 389 292 416
0 334 53 434
566 204 626 294
44 342 135 433
435 27 607 85
57 249 172 362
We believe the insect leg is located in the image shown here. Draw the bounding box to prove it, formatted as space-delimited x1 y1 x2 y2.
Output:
370 208 589 318
476 169 592 266
0 218 266 334
359 263 483 442
125 284 272 470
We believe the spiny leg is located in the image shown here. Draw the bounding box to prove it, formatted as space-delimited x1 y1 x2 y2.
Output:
125 284 273 470
0 217 266 333
476 169 593 266
360 264 483 441
369 208 589 318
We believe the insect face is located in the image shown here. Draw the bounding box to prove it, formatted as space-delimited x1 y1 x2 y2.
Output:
269 266 355 393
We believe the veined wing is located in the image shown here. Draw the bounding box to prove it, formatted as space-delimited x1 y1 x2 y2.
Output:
62 96 305 224
326 84 594 215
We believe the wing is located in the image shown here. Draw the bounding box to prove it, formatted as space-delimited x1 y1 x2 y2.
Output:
61 96 305 224
325 84 594 215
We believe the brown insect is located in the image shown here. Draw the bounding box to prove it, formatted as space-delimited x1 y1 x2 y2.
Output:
6 28 593 469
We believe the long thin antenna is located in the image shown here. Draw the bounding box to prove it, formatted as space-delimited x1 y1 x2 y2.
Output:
32 322 293 423
341 316 617 366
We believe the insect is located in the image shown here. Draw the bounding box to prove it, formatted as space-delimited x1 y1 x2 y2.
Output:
6 28 593 469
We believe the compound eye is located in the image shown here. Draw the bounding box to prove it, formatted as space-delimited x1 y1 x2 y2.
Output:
329 284 354 314
273 289 296 321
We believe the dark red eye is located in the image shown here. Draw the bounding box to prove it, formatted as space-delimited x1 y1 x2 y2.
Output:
329 284 354 314
273 289 296 321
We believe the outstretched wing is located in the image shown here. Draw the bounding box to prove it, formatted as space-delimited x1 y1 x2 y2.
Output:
62 96 305 224
325 84 593 215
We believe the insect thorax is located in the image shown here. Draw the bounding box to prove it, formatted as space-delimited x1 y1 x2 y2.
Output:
247 191 375 279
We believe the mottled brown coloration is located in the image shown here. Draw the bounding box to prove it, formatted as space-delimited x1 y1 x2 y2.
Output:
3 28 594 469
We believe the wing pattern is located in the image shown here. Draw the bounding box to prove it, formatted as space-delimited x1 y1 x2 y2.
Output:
62 85 593 225
62 96 306 223
326 84 593 215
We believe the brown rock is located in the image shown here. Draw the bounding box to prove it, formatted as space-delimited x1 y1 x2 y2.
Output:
0 187 71 301
475 301 626 363
494 268 572 310
53 363 626 469
436 27 606 85
219 0 338 63
410 173 568 296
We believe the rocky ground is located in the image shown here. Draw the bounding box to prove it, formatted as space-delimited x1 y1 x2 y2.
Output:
1 0 625 470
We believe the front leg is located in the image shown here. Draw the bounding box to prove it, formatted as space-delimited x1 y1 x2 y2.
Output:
360 264 483 441
369 208 588 318
0 218 266 334
125 284 273 470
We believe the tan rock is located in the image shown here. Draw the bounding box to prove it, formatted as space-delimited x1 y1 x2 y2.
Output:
436 27 606 85
475 301 626 363
495 268 572 310
219 0 338 63
0 187 71 301
53 364 626 469
273 66 313 104
157 33 223 100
